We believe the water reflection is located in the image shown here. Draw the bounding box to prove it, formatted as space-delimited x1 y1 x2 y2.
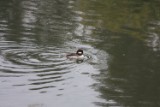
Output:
74 0 160 106
0 0 103 107
94 32 160 106
1 0 160 107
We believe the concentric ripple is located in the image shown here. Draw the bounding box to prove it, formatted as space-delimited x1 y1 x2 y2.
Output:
3 46 64 65
0 0 107 106
0 40 75 92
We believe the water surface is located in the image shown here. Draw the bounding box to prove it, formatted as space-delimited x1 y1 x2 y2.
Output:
0 0 160 107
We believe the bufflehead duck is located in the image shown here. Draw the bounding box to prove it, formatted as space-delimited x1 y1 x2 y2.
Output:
66 49 84 60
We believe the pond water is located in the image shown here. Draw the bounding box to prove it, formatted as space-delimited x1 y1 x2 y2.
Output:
0 0 160 107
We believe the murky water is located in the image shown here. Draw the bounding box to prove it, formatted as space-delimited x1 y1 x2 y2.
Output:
0 0 160 107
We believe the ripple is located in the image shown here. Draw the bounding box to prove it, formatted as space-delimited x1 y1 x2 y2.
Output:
0 0 106 106
29 86 56 90
0 37 81 93
0 20 10 36
0 40 72 73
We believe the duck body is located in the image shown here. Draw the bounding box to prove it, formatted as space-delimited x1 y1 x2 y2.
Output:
66 49 84 60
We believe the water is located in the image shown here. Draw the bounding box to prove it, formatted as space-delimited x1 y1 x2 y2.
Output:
0 0 160 107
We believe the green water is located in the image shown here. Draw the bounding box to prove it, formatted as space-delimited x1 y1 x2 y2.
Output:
0 0 160 107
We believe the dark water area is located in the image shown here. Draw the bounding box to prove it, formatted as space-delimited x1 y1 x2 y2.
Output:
0 0 160 107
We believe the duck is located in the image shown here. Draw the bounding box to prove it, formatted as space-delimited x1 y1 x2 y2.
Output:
66 49 84 60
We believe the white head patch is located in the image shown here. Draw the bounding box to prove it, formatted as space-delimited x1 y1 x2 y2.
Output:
78 51 82 54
